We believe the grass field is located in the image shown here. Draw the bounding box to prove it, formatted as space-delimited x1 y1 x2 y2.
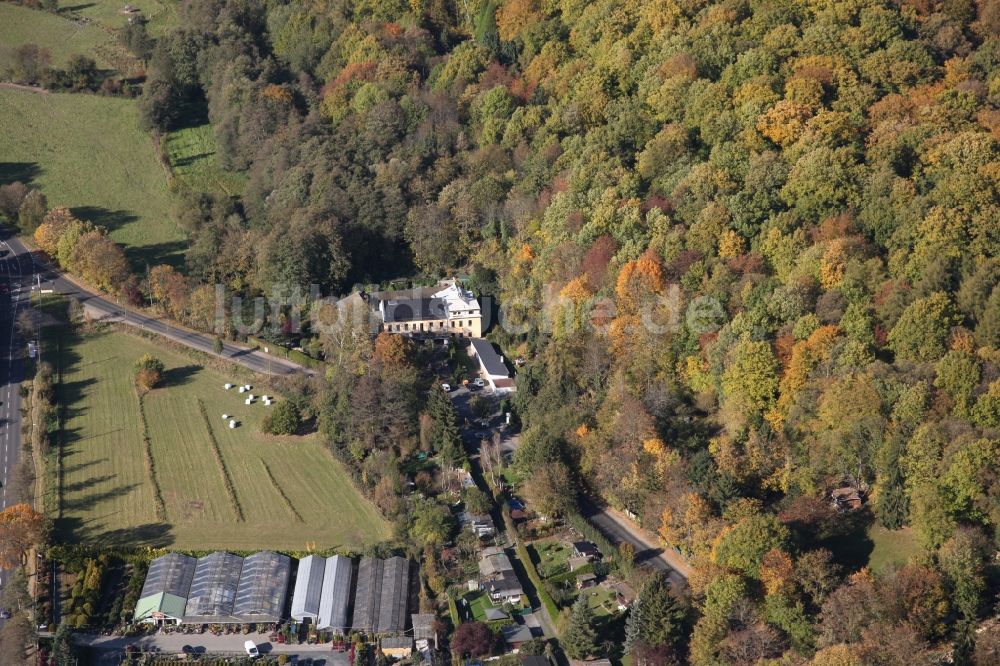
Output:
0 89 185 267
0 4 115 72
164 124 246 197
868 525 922 573
47 326 391 550
64 0 179 38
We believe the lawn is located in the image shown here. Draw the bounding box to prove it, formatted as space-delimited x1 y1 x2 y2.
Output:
164 124 246 197
531 539 574 579
0 4 116 72
0 89 186 267
45 325 391 550
578 585 618 617
868 525 922 573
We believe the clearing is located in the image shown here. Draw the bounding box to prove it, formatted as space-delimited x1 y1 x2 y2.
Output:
164 124 246 197
46 325 391 551
867 525 922 573
0 89 185 267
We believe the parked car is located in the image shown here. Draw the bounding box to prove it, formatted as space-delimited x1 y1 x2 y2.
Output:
472 377 486 388
244 640 259 657
0 608 12 619
441 383 452 392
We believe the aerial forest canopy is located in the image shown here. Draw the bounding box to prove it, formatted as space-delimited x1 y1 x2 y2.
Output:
138 0 1000 662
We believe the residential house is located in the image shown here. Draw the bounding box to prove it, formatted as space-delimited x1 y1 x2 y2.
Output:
576 573 598 590
484 572 524 604
831 486 864 512
375 280 483 338
478 548 525 605
469 338 515 393
572 541 601 560
461 511 496 538
502 623 535 652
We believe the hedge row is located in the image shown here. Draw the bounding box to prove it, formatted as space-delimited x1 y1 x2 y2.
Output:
514 540 560 624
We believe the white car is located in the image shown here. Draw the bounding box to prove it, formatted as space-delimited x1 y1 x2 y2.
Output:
441 383 452 392
472 378 486 388
244 640 259 657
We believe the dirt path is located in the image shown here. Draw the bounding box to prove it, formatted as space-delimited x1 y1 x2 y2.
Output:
0 82 49 94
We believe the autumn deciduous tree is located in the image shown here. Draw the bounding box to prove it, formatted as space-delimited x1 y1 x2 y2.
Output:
888 292 956 362
451 621 494 658
712 514 790 578
147 264 191 318
615 254 665 315
33 207 78 255
134 354 165 391
373 332 411 369
522 460 576 518
722 337 779 415
0 504 47 568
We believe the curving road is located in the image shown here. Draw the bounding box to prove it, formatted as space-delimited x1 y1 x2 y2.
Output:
2 234 306 377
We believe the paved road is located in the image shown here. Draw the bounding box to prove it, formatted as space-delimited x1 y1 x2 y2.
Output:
578 498 690 587
3 235 305 377
0 234 29 605
69 632 350 664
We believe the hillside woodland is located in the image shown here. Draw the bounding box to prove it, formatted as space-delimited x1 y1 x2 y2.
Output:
4 0 1000 663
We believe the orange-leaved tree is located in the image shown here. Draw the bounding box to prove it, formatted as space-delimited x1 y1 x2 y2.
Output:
0 503 48 568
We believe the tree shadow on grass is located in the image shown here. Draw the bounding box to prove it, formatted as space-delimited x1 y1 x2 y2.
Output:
56 517 175 548
70 206 139 235
125 239 188 271
162 364 200 388
0 162 42 186
172 152 214 168
58 3 97 13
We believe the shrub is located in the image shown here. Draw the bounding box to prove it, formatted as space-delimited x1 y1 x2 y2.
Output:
262 401 300 435
134 354 165 391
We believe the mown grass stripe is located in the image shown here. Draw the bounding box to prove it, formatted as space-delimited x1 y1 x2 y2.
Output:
134 388 167 521
261 462 303 523
196 398 244 522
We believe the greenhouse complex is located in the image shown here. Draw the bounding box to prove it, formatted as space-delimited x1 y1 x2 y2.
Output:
134 552 412 636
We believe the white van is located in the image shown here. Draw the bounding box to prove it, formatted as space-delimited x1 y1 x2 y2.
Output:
244 640 259 657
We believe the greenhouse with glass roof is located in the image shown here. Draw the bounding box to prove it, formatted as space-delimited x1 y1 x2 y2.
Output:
183 552 245 623
133 553 197 625
233 551 291 623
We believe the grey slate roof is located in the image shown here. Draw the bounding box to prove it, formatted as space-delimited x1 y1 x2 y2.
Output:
470 338 509 377
411 613 435 641
382 298 447 323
